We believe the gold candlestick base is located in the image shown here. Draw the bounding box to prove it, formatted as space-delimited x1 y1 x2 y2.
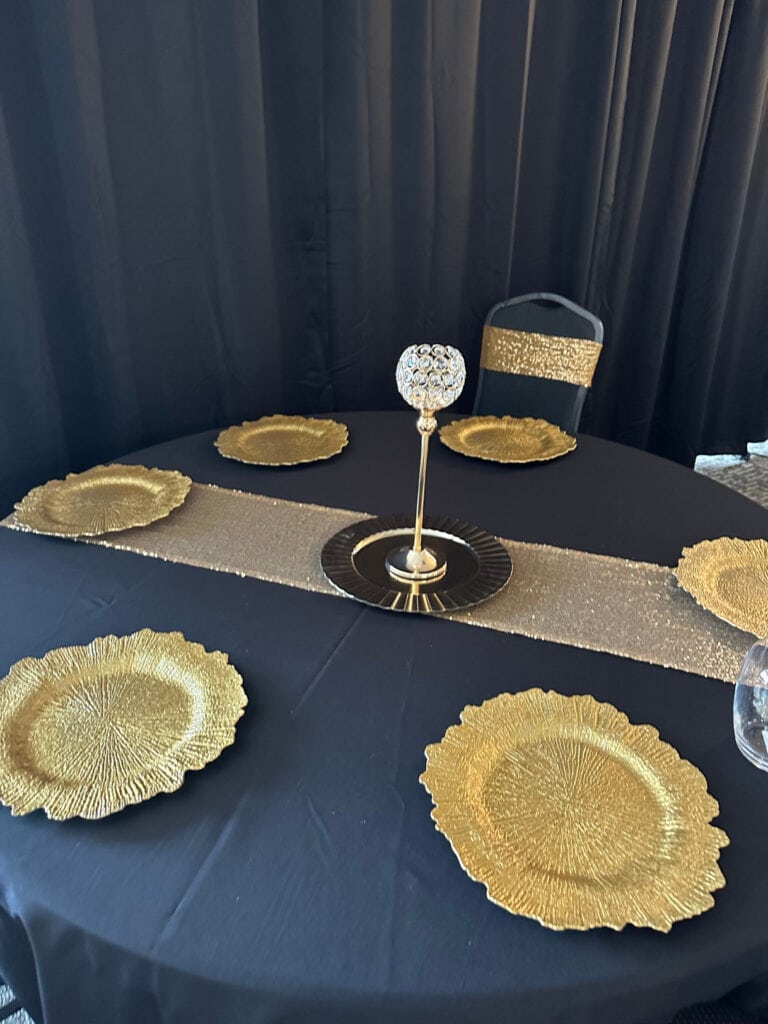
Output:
385 544 447 583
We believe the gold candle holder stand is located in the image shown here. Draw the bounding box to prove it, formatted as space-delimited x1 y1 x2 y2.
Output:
321 344 512 614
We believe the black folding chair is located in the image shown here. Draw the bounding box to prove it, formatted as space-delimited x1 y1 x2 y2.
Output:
473 292 604 434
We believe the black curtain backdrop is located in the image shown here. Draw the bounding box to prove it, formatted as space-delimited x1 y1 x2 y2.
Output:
1 0 768 510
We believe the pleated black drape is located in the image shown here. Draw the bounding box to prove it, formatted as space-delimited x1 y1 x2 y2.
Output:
1 0 768 508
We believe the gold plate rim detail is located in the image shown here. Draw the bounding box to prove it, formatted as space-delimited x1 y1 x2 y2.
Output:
0 629 247 820
675 537 768 637
14 464 192 538
439 416 577 464
420 689 728 932
215 415 349 466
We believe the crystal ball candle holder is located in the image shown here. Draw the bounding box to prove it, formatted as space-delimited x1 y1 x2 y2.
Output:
320 341 512 612
396 344 466 412
387 344 466 583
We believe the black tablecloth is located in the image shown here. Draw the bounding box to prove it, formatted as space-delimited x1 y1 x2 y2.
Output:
1 412 768 1024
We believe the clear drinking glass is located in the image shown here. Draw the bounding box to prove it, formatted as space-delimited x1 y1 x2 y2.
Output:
733 637 768 772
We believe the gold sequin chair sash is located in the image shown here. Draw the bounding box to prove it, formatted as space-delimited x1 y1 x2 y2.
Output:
480 325 602 388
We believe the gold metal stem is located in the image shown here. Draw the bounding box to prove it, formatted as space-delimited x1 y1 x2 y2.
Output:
384 409 446 583
412 424 432 553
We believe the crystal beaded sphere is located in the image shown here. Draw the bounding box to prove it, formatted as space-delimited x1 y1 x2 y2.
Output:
395 344 466 411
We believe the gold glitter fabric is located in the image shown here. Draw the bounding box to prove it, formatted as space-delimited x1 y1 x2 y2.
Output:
420 690 728 932
2 484 751 682
480 325 602 386
453 539 748 682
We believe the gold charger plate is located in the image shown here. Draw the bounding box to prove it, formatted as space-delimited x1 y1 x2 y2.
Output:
14 464 191 538
215 415 349 466
440 416 576 463
675 537 768 637
0 630 247 820
420 689 728 932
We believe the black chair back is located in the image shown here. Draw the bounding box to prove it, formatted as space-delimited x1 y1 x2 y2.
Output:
472 292 603 434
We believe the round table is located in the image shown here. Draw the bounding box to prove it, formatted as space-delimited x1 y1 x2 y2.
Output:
1 412 767 1024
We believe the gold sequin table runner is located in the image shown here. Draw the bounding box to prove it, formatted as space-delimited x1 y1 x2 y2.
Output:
2 483 750 682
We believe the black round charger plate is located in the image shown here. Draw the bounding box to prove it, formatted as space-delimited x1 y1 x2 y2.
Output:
321 514 512 613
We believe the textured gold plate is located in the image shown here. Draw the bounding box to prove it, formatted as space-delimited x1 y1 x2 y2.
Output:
0 630 247 820
215 415 349 466
675 537 768 636
421 689 728 932
440 416 576 463
14 464 191 537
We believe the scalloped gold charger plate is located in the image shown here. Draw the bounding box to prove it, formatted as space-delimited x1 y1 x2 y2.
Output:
675 537 768 637
421 689 728 932
0 630 247 820
215 415 349 466
14 464 191 538
439 416 576 463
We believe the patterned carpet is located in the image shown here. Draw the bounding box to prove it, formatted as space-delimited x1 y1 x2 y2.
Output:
695 446 768 510
2 449 767 1024
0 983 32 1024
